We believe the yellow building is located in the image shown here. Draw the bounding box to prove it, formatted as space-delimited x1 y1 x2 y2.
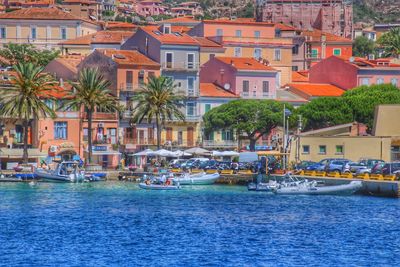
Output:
290 105 400 163
0 7 100 49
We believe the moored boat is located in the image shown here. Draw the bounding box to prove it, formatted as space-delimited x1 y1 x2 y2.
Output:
34 161 85 183
248 180 278 192
273 180 363 195
172 172 220 185
138 182 180 190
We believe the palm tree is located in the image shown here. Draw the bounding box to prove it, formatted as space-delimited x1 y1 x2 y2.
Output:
131 76 185 149
378 27 400 57
0 62 57 163
64 68 120 164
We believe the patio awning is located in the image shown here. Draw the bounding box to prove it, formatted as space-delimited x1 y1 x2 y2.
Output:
0 148 47 159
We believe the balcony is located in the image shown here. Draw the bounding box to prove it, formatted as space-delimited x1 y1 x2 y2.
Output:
161 62 199 71
83 112 118 121
124 138 155 146
202 140 237 148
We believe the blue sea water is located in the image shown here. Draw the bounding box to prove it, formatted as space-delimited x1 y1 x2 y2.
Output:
0 182 399 267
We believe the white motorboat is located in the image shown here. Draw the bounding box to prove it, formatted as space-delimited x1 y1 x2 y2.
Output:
138 182 180 190
248 180 278 192
173 172 220 185
273 178 363 195
34 161 85 183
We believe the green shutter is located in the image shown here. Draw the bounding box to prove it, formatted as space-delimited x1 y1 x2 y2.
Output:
205 104 211 113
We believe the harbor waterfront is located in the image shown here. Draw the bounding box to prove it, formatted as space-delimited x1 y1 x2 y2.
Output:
0 182 399 266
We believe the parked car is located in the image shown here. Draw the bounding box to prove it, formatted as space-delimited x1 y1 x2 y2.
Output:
306 158 349 172
381 162 400 175
182 158 209 170
369 162 386 174
350 159 385 174
294 161 316 171
326 159 351 173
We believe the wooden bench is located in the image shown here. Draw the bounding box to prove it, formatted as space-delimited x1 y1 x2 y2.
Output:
220 169 234 175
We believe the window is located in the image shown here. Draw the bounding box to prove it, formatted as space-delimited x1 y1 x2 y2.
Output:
292 44 299 55
292 66 299 71
60 27 67 40
274 49 281 61
361 78 370 86
83 128 88 141
221 130 232 141
207 131 214 141
107 128 117 144
205 103 211 113
186 102 195 116
242 80 249 96
54 122 67 140
187 77 195 95
254 31 260 38
31 26 37 40
254 48 262 59
209 53 215 60
333 48 341 56
234 47 241 57
336 145 344 154
275 29 281 37
311 49 318 58
163 24 171 34
216 28 223 36
376 77 384 85
166 52 173 68
187 53 194 69
262 81 269 96
391 78 398 86
302 145 310 154
138 70 145 85
0 27 5 39
126 71 133 90
235 30 242 37
319 145 326 154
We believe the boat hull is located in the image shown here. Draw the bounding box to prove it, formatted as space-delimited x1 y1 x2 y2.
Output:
173 173 220 185
274 181 363 195
139 183 180 190
247 182 277 192
34 170 84 183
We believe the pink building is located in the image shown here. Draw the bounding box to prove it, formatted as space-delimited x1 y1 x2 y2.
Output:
135 0 166 17
200 57 279 99
309 56 400 90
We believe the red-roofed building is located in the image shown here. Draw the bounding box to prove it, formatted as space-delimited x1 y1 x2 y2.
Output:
200 57 279 99
0 7 100 48
61 0 101 21
291 71 309 83
309 56 400 90
135 0 166 17
286 83 344 100
170 2 203 17
158 16 200 28
58 30 134 55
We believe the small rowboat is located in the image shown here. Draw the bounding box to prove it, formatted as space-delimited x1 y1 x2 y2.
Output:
138 182 180 190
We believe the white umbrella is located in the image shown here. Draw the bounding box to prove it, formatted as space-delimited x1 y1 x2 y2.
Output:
154 149 176 157
173 150 192 157
131 149 155 156
184 147 210 156
211 150 223 157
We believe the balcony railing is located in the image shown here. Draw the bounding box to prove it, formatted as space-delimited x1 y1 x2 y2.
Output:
161 62 199 71
124 138 155 145
202 140 237 148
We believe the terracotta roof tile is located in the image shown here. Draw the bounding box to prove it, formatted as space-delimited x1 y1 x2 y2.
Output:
59 31 133 45
62 0 98 4
288 83 345 98
170 25 191 33
97 49 160 67
291 71 309 83
215 57 277 72
140 26 199 45
0 7 98 25
275 23 297 31
52 55 84 74
302 29 352 43
193 37 221 48
200 83 238 98
104 22 137 30
334 56 400 68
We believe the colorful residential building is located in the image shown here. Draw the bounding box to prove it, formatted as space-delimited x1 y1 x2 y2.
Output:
78 49 161 152
188 19 294 85
200 57 279 99
0 7 100 49
170 2 203 17
198 82 239 149
193 36 225 65
135 0 165 17
58 30 134 55
309 56 400 90
122 25 201 148
61 0 101 21
44 54 83 81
